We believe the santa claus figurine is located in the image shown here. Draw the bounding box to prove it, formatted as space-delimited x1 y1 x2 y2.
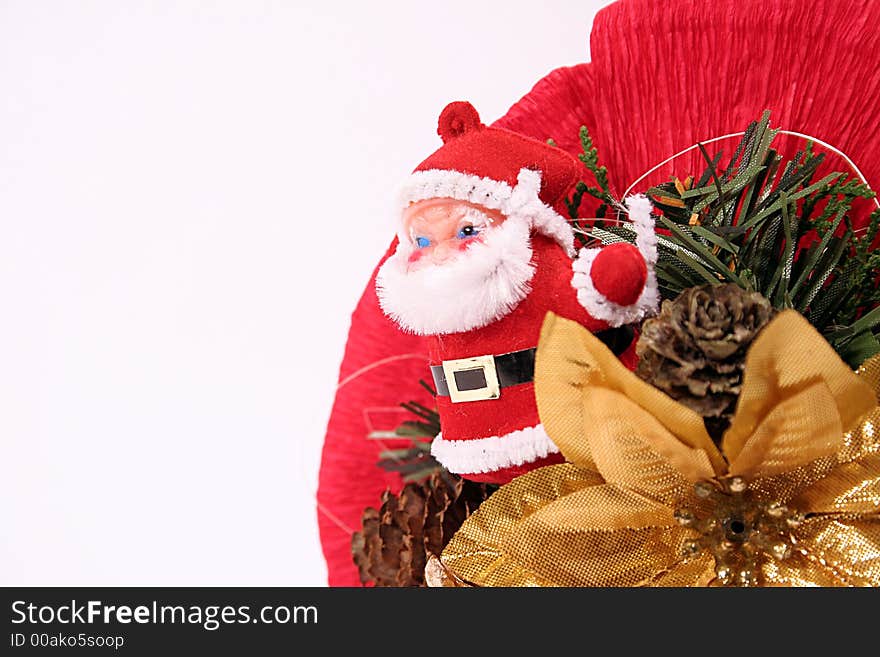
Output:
376 101 658 484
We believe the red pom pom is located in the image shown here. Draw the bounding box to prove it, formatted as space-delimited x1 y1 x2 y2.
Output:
591 242 647 307
437 101 483 143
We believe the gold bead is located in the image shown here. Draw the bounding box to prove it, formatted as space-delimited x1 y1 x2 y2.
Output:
766 501 787 518
728 476 748 493
715 565 732 583
738 569 755 586
681 539 701 558
786 514 803 528
771 541 791 561
694 481 715 498
674 508 695 526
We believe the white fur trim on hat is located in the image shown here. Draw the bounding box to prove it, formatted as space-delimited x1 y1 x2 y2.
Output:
430 423 559 475
571 194 660 327
398 167 575 257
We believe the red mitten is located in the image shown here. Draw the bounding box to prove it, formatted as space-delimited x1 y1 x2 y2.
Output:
571 195 658 327
590 242 647 306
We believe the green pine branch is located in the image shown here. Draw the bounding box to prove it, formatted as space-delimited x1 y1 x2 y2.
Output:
582 111 880 367
555 127 619 246
371 386 443 482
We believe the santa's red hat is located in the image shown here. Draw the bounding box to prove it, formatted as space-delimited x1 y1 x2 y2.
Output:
397 101 580 255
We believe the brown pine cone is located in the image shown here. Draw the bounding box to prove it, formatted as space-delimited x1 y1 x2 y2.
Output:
351 473 492 587
635 283 775 443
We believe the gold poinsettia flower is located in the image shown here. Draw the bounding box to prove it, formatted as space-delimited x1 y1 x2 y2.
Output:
439 310 880 586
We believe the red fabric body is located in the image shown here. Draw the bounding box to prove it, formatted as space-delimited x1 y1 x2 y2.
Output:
429 235 641 484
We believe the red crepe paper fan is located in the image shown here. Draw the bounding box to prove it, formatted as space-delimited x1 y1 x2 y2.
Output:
498 0 880 229
317 0 880 585
317 240 431 586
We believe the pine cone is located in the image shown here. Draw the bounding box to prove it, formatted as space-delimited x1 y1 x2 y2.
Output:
636 283 775 442
351 473 492 587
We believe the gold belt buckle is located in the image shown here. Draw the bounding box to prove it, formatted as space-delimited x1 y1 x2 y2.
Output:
441 355 500 403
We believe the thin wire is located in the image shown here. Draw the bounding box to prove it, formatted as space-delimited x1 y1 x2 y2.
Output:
623 129 880 211
336 353 428 390
317 500 355 535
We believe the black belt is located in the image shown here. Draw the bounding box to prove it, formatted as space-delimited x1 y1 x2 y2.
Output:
431 325 634 401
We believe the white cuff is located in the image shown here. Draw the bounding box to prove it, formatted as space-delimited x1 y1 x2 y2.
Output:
570 194 659 327
430 424 558 475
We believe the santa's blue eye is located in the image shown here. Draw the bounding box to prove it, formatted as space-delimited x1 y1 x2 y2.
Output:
457 225 479 239
415 236 431 249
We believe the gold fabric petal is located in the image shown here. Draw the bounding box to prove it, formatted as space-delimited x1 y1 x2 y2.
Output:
728 381 842 479
441 464 603 587
506 486 690 587
643 553 716 587
809 354 880 470
723 311 876 466
838 404 880 465
746 455 839 506
583 387 714 504
535 313 725 474
792 516 880 586
747 362 880 504
793 454 880 514
441 463 696 587
533 314 600 471
759 554 854 587
514 482 673 533
449 321 880 587
857 352 880 397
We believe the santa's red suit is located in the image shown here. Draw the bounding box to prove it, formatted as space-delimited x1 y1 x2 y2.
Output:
376 101 658 484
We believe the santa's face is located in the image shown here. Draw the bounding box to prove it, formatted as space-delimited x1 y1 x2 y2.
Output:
376 198 536 335
402 199 508 270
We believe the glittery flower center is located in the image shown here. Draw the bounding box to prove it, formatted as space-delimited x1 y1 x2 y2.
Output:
675 477 804 586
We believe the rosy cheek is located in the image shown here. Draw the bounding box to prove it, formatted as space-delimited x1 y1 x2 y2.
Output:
457 235 483 251
408 249 425 264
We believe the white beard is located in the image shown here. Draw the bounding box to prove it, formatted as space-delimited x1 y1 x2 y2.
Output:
375 218 536 335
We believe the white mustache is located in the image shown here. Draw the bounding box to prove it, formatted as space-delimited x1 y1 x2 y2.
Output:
376 219 536 336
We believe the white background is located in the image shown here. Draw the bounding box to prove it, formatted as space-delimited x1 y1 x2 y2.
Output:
0 0 610 585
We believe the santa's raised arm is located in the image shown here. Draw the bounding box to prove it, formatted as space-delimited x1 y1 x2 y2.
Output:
376 101 658 484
